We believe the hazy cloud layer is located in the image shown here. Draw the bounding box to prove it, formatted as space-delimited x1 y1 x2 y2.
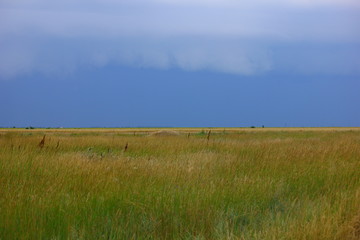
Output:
2 0 360 8
0 0 359 79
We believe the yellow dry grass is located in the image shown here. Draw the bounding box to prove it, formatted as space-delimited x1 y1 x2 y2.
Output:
0 128 359 239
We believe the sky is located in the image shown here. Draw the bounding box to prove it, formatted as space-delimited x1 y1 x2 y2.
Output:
0 0 359 127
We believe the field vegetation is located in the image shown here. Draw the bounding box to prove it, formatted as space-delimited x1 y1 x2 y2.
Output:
1 128 360 239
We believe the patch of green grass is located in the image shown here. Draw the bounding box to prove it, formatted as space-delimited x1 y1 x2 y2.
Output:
0 129 359 239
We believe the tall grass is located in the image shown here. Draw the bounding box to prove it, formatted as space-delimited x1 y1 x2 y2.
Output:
0 129 359 239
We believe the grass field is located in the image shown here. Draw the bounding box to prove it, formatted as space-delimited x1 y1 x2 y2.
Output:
1 128 360 239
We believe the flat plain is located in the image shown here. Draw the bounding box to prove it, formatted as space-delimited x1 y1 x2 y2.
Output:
1 128 359 239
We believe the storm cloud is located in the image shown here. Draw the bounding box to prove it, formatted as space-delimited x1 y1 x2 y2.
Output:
0 0 359 79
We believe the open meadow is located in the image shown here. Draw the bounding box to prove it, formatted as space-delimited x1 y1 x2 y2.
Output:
1 128 360 239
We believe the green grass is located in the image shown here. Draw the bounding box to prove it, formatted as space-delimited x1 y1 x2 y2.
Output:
1 129 360 239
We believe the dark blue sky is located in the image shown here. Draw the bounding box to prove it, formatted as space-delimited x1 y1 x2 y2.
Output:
1 65 359 127
1 0 359 127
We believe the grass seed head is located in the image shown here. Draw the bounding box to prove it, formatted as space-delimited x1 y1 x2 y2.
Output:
38 135 46 148
124 142 128 152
